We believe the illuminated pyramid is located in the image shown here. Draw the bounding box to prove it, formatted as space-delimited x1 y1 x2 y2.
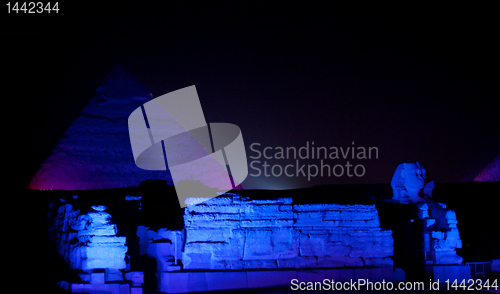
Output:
29 64 173 190
474 155 500 182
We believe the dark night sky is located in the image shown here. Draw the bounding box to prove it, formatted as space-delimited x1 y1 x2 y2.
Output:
6 2 498 190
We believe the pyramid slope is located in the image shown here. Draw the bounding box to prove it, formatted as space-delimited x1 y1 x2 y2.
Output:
474 155 500 182
29 64 173 190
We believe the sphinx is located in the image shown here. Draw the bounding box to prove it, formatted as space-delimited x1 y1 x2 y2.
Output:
391 162 435 204
391 162 463 266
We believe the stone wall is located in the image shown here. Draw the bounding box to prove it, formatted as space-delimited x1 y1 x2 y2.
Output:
47 203 127 271
182 196 393 270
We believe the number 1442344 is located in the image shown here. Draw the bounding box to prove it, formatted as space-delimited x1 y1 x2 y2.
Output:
6 2 59 13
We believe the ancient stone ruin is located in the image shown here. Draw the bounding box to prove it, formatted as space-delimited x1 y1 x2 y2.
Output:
181 196 393 270
29 66 498 293
34 159 500 293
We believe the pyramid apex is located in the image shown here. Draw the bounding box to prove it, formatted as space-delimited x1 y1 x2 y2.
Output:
95 63 151 99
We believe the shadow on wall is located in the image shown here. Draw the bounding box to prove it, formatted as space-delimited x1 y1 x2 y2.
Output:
375 201 425 281
131 254 157 291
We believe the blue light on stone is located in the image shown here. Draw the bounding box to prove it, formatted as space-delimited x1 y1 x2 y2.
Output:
125 195 142 201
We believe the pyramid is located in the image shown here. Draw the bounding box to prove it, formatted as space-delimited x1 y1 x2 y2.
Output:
29 64 173 190
474 155 500 182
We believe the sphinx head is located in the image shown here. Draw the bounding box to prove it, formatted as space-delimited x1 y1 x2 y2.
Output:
391 162 434 203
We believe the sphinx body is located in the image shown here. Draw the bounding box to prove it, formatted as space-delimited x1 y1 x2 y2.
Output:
391 162 463 266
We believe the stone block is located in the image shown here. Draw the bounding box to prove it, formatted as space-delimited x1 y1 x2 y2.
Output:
355 268 372 280
83 258 127 270
241 204 293 219
492 259 500 271
187 204 241 214
317 258 349 268
349 244 393 258
323 210 341 220
294 211 324 226
324 243 353 257
166 265 181 271
71 284 85 292
88 235 126 245
243 259 278 269
148 242 172 258
80 224 118 236
298 270 326 283
272 229 299 259
339 269 355 281
184 212 241 222
366 257 394 268
162 272 209 292
327 230 350 244
187 272 209 292
317 255 363 267
299 232 328 256
229 259 245 270
382 267 395 280
340 210 378 221
185 219 240 228
341 219 380 227
433 250 463 265
325 269 340 281
210 260 230 269
294 203 344 212
213 241 244 261
125 271 144 285
108 284 120 294
242 260 262 269
131 287 143 294
427 265 471 282
106 269 123 282
182 252 212 269
207 272 247 290
77 284 121 294
372 230 394 245
318 220 342 227
243 229 273 259
90 272 105 284
241 219 293 227
297 256 318 268
370 268 384 282
83 245 128 260
348 230 375 244
277 258 299 269
258 259 278 269
160 272 189 293
247 270 298 288
185 228 231 243
119 284 130 294
78 273 90 282
185 196 232 207
244 198 292 205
